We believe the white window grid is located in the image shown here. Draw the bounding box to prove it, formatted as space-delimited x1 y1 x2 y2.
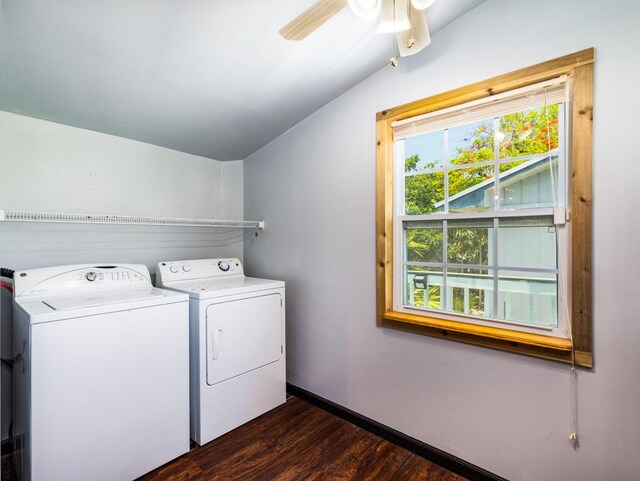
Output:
392 103 570 339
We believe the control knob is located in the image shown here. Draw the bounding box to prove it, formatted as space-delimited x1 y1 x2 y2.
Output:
85 271 97 282
170 266 179 273
218 261 230 272
182 265 191 272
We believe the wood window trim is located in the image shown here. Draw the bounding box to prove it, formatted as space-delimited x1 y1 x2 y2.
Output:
376 48 594 368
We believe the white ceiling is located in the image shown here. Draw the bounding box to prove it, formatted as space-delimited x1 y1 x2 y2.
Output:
0 0 486 160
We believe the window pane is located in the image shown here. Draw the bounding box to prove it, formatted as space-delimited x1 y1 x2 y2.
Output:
498 217 556 269
497 270 557 327
448 120 494 166
498 156 559 209
445 268 493 318
404 266 443 309
404 131 445 172
405 172 445 215
405 221 443 263
448 165 495 213
447 219 493 265
497 104 559 159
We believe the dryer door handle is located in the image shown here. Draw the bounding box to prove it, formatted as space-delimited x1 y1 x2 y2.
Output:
212 329 223 360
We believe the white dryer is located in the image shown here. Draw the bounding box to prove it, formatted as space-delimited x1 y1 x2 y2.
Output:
12 264 190 481
156 258 285 446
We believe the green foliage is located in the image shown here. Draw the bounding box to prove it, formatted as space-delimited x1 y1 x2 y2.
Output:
406 227 442 263
450 122 494 165
427 285 441 309
408 285 441 310
447 224 489 265
448 122 494 198
405 154 419 172
499 104 559 159
451 287 487 315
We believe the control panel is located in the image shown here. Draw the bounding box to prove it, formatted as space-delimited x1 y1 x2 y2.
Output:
156 258 244 285
13 265 152 297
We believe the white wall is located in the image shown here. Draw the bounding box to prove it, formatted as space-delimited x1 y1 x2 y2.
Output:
244 1 640 479
0 110 244 271
0 111 245 440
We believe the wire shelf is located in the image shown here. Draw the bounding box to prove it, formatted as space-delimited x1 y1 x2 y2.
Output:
0 210 264 230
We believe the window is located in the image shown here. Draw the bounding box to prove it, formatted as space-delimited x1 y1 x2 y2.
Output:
376 50 594 367
397 79 567 336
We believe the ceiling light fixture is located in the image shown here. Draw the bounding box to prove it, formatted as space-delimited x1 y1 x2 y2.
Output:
280 0 437 66
347 0 382 20
377 0 411 34
360 0 436 65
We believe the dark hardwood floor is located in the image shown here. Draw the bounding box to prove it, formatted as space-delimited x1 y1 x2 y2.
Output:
1 453 15 481
1 396 467 481
138 396 467 481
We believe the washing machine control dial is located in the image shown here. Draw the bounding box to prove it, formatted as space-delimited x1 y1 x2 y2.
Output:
170 266 179 273
218 261 230 272
85 271 97 282
182 265 191 272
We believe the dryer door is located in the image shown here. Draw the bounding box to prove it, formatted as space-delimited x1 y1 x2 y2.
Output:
205 293 282 386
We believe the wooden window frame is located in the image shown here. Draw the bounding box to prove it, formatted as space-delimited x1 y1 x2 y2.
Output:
376 49 594 367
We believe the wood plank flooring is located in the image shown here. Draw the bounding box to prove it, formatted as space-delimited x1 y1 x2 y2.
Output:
137 396 467 481
1 396 467 480
1 453 16 481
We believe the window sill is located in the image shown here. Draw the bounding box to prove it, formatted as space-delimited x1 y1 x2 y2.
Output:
379 310 592 367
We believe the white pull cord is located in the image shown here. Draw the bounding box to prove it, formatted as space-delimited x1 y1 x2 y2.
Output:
569 364 579 449
551 92 579 447
557 227 579 449
390 0 399 67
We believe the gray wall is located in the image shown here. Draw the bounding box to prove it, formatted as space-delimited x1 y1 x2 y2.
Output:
243 0 640 480
0 111 245 440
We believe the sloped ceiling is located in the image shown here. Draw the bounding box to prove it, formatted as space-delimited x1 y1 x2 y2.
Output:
0 0 486 160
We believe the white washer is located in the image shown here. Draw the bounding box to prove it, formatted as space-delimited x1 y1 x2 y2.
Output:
156 258 285 446
12 264 190 481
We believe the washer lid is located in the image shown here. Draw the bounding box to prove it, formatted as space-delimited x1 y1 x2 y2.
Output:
42 288 167 311
163 276 284 299
15 287 187 324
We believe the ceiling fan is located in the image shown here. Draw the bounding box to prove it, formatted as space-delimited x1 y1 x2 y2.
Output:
279 0 437 63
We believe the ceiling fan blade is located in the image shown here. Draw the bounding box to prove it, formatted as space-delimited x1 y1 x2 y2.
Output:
279 0 348 40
